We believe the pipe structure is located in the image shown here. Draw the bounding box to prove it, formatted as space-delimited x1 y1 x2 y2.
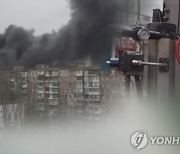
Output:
132 60 168 67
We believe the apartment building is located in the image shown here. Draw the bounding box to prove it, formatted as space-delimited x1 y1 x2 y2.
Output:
59 67 76 119
0 64 127 124
74 66 102 121
101 71 126 114
29 64 60 120
57 64 102 121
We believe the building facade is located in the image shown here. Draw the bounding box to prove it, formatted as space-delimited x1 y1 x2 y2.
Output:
0 64 126 126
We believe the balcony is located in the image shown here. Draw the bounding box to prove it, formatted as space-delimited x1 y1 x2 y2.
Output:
45 74 59 77
20 72 28 78
38 91 44 94
10 79 15 82
45 91 59 94
93 106 101 114
49 85 59 88
47 97 59 100
48 101 59 106
45 80 59 83
22 84 27 88
76 71 83 76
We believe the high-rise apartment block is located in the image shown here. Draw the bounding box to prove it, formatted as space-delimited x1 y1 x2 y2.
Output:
0 64 126 124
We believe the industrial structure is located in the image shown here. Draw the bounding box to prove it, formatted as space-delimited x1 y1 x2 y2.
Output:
108 0 180 104
120 0 151 26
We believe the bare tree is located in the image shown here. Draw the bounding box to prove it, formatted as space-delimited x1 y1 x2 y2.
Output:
0 72 24 129
0 74 14 128
23 78 37 126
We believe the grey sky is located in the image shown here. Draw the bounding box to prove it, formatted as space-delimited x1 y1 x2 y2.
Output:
141 0 163 16
0 0 163 35
0 0 71 35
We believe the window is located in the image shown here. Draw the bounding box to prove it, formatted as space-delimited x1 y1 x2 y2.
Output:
45 94 49 98
52 82 59 87
38 82 43 86
76 76 83 80
38 71 44 75
77 106 83 112
39 87 44 91
94 107 100 112
52 88 59 92
52 71 59 76
84 94 89 99
94 82 100 87
84 70 88 76
76 83 83 86
84 83 89 87
84 77 88 81
53 94 59 98
21 72 28 77
76 71 83 76
96 95 100 99
76 83 83 89
89 82 93 87
84 89 89 93
76 88 83 93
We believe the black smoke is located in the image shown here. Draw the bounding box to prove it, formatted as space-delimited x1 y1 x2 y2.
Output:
0 0 124 68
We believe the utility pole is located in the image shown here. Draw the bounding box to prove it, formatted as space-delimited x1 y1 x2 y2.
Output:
137 0 141 23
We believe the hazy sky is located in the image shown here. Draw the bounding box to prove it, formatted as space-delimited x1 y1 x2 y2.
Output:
0 0 163 35
141 0 163 16
0 0 71 35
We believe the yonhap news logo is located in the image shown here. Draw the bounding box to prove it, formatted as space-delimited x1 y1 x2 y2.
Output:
131 131 148 151
131 131 180 151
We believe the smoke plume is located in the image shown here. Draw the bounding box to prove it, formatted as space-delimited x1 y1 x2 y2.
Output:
0 0 123 68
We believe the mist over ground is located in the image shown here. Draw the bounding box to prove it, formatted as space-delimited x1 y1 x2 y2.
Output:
0 99 180 154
